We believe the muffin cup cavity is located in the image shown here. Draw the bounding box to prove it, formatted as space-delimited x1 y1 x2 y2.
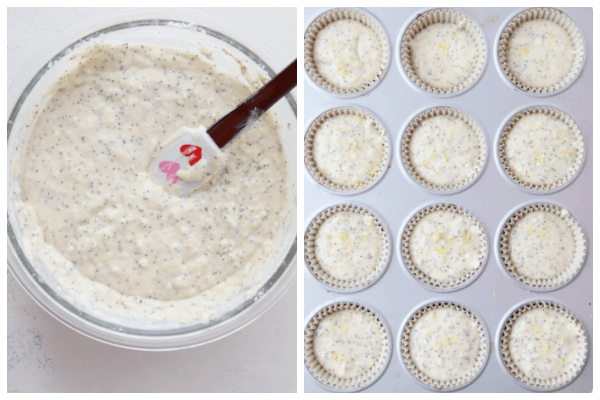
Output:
498 106 585 193
305 203 392 291
400 8 486 95
498 203 586 290
498 8 585 95
401 107 487 193
304 8 390 96
304 301 391 392
400 203 488 290
305 106 391 194
400 301 488 391
499 300 588 391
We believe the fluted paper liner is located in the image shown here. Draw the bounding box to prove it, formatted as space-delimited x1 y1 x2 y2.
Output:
305 107 390 193
304 8 390 95
401 302 488 390
401 107 486 192
305 204 391 291
498 107 585 192
401 204 488 289
498 8 585 94
499 203 586 289
304 302 391 391
499 300 588 390
400 8 486 95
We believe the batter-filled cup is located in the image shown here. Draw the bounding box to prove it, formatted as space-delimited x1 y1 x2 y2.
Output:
400 107 487 193
400 301 489 391
304 203 392 291
498 106 585 193
498 8 585 95
400 203 488 290
400 8 486 95
304 8 390 96
498 203 586 290
305 106 391 194
304 301 391 391
499 300 588 391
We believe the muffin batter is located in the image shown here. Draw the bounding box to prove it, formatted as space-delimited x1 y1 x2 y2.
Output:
313 19 383 90
16 42 290 323
408 22 478 90
314 211 383 281
506 19 575 88
312 113 386 188
504 113 581 187
408 114 483 188
408 306 482 382
509 307 582 380
508 210 575 281
408 209 483 283
313 308 384 379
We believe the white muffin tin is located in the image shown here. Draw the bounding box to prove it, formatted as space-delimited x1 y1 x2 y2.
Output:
303 7 592 392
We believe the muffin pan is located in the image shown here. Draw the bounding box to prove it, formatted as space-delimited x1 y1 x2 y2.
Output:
304 7 592 392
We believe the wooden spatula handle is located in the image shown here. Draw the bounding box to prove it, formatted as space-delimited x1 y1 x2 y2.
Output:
207 59 297 148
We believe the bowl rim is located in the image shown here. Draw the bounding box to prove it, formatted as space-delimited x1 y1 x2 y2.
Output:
7 7 297 351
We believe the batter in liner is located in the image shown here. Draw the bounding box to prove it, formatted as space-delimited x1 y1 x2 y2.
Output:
407 114 483 188
313 308 384 379
16 42 290 323
408 21 478 90
408 305 482 382
506 19 575 88
508 210 575 281
508 306 582 381
504 113 581 187
408 209 483 283
312 112 386 188
314 210 383 281
313 19 383 90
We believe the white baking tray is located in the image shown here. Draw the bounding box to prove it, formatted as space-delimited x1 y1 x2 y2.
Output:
303 7 592 392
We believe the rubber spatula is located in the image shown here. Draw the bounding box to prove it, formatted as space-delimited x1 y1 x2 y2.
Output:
148 58 297 196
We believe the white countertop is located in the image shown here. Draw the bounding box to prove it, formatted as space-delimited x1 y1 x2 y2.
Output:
7 7 297 393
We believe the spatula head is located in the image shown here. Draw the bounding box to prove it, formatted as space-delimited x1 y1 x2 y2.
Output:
148 126 228 196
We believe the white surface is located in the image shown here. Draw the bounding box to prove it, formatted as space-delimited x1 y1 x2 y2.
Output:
8 7 296 393
303 7 593 392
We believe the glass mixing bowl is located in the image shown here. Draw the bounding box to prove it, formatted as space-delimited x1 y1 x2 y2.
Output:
7 8 297 350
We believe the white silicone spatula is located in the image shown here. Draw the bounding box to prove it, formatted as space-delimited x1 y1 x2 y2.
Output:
149 59 297 196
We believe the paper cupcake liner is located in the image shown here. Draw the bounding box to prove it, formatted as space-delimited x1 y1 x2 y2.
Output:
498 8 585 94
305 203 392 291
400 301 488 390
499 300 588 390
305 107 391 193
304 8 390 95
401 203 488 290
401 107 486 192
499 203 586 290
498 106 585 192
400 8 486 95
304 301 391 391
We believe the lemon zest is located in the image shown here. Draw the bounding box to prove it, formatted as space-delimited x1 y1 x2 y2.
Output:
433 236 455 260
538 221 550 244
460 230 471 249
437 42 451 58
340 232 349 243
561 149 573 157
527 220 534 233
337 58 350 76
